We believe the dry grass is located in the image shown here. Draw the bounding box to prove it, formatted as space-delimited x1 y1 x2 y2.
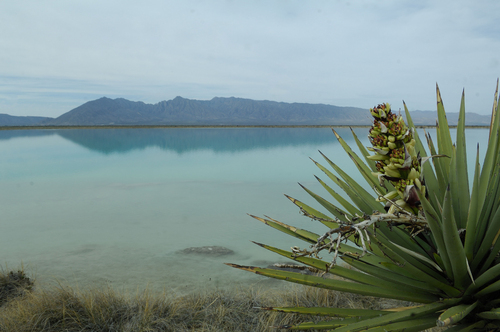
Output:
0 268 442 331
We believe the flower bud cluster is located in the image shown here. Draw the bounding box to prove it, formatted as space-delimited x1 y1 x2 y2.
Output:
367 103 424 214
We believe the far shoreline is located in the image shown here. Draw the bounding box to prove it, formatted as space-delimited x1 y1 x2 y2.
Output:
0 124 491 130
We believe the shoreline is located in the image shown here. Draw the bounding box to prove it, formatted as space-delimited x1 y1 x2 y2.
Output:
0 124 491 130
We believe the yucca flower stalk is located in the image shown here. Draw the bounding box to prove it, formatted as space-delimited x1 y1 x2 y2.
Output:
367 103 424 214
228 81 500 331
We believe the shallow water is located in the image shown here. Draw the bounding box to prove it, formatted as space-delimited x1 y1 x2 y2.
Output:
0 127 490 294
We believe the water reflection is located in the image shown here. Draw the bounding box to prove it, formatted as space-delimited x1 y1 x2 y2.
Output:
0 129 55 140
0 127 364 154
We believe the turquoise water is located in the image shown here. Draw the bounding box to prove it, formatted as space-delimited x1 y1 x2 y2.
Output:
0 127 490 294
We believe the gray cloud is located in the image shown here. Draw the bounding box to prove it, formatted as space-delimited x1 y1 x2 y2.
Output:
0 0 499 117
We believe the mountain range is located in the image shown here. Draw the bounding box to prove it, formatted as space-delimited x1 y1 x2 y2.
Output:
0 96 493 126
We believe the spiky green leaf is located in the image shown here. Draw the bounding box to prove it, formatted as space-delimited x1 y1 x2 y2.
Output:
350 127 378 172
299 181 355 223
477 308 500 320
435 84 453 179
226 264 440 303
248 214 324 245
454 90 470 230
442 185 471 289
464 144 482 261
322 298 460 332
341 256 443 295
437 302 478 327
261 306 389 317
314 153 384 213
284 195 343 226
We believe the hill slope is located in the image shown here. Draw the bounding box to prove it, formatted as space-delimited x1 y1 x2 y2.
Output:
0 114 53 126
42 97 372 126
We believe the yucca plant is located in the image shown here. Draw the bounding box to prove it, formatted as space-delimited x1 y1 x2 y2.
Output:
227 81 500 331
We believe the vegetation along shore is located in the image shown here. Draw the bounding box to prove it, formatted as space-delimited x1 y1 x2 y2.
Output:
0 267 429 332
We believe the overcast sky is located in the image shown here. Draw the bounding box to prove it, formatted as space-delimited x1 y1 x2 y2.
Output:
1 1 499 118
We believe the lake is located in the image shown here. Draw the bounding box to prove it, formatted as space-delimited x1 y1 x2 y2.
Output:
0 127 490 295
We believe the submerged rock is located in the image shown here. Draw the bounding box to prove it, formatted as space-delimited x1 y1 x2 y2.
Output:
179 246 234 256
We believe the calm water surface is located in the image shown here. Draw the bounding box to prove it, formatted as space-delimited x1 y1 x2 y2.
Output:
0 127 490 294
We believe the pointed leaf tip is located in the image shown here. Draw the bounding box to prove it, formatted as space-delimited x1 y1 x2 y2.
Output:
225 263 259 273
437 84 443 103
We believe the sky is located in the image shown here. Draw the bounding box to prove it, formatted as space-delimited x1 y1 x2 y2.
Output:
1 0 499 118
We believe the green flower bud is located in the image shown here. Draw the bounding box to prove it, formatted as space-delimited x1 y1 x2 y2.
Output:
384 166 401 178
385 163 399 171
379 122 388 133
376 190 399 202
407 168 419 180
387 199 408 214
370 147 390 155
367 154 390 161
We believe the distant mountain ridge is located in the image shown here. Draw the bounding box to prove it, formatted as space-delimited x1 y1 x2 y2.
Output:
0 114 52 126
406 110 491 126
0 96 493 126
41 96 373 126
